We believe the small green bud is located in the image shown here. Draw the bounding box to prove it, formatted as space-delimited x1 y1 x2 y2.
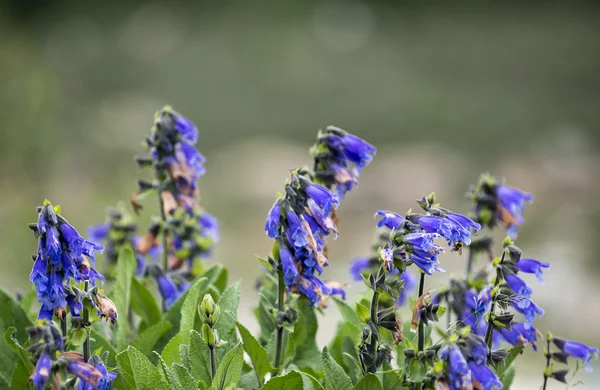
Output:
199 294 220 327
203 323 215 348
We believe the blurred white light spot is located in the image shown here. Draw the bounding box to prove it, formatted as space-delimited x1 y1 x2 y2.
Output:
313 0 374 53
118 4 181 60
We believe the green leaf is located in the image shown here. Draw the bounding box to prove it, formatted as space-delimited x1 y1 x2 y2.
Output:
236 321 273 381
322 347 353 390
0 289 33 386
132 321 172 356
263 371 304 390
114 346 166 390
354 374 383 390
501 366 516 388
180 344 190 370
130 278 162 327
4 327 33 372
69 327 87 347
210 343 244 390
379 363 403 390
111 247 136 350
162 334 185 366
293 299 321 371
172 363 199 390
355 303 371 324
214 281 240 343
405 358 426 383
203 264 228 293
333 298 363 331
90 329 118 367
156 352 184 390
10 360 30 390
189 330 213 386
496 345 524 379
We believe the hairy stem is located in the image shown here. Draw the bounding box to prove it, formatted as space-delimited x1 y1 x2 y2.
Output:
210 345 217 379
417 272 426 353
542 338 551 390
273 264 285 375
83 280 90 363
158 192 169 272
484 251 506 348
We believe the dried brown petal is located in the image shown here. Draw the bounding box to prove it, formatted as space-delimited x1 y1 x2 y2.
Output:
411 291 431 331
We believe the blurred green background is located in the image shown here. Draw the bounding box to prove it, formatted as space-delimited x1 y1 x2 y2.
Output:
2 1 600 387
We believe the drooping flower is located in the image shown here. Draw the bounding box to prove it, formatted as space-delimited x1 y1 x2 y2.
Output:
511 299 544 329
30 353 51 390
514 258 550 284
499 322 541 351
468 361 503 390
553 338 598 372
375 210 404 231
150 266 185 309
77 358 117 390
439 345 473 389
349 257 372 281
418 214 477 247
67 360 103 387
504 273 532 308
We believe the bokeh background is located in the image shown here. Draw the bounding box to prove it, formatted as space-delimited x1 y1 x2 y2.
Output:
2 1 600 388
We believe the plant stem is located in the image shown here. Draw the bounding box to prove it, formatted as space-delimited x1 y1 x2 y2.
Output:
210 345 217 379
273 264 285 375
417 272 426 353
542 338 551 390
60 315 67 338
83 280 90 363
484 251 506 348
158 191 169 272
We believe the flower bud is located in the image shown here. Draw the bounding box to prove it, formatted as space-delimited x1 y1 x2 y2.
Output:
95 294 118 325
199 294 220 327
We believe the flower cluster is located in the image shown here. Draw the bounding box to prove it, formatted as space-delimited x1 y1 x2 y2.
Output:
29 201 105 320
265 169 344 306
310 126 376 198
88 206 157 277
27 324 109 390
133 106 219 294
438 333 502 390
468 174 533 238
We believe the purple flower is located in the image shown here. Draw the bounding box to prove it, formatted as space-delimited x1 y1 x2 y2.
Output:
504 274 532 308
468 361 502 390
31 353 51 390
279 245 299 286
177 142 206 179
341 133 376 168
306 199 337 236
67 361 102 387
330 164 358 198
153 268 183 309
447 212 481 234
174 114 199 144
265 198 283 238
77 361 117 390
418 215 473 246
553 339 598 372
285 210 309 248
439 345 472 390
499 322 540 351
87 223 110 242
199 212 219 241
515 258 550 284
375 210 404 230
405 232 441 252
397 271 417 306
59 223 85 257
511 299 544 329
29 256 48 294
305 184 339 214
349 257 371 281
45 227 62 264
497 185 533 238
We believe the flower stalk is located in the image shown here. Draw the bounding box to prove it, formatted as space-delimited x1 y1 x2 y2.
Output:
542 337 552 390
82 280 90 363
484 251 506 348
417 272 426 353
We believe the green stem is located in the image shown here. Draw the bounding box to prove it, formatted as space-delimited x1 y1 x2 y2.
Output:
158 190 169 272
83 280 90 363
417 272 425 353
273 264 285 375
210 345 217 379
60 315 67 338
484 251 506 348
542 338 551 390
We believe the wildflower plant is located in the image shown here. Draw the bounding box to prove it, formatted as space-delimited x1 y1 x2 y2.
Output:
0 111 597 390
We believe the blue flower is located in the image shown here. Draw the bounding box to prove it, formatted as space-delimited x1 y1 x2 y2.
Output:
66 293 83 316
152 268 183 309
409 248 445 275
418 215 473 246
447 212 481 234
67 361 102 388
29 256 48 294
265 198 283 238
59 223 85 257
45 227 62 264
504 274 532 308
405 232 440 252
177 142 206 179
349 257 371 281
511 299 544 329
341 133 377 168
199 212 219 241
297 274 344 306
329 164 358 198
173 114 199 144
397 271 417 306
279 244 299 286
77 361 117 390
374 210 404 230
306 199 337 236
31 353 51 390
439 345 472 390
61 252 80 282
514 258 550 284
48 271 67 308
285 210 309 248
87 223 110 242
305 184 339 214
499 322 540 351
496 185 533 238
553 339 598 372
468 361 502 390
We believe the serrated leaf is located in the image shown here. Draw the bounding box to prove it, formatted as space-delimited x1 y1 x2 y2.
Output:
263 370 304 390
132 321 172 356
180 344 190 370
173 363 198 389
162 334 184 366
239 370 260 390
354 373 382 390
4 327 33 372
236 322 273 382
111 248 136 350
0 289 33 386
156 352 183 390
214 281 240 342
333 298 363 331
114 346 166 390
322 347 353 390
10 359 29 390
189 330 213 386
210 343 244 390
293 299 321 371
130 278 162 327
328 322 360 382
180 278 209 341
